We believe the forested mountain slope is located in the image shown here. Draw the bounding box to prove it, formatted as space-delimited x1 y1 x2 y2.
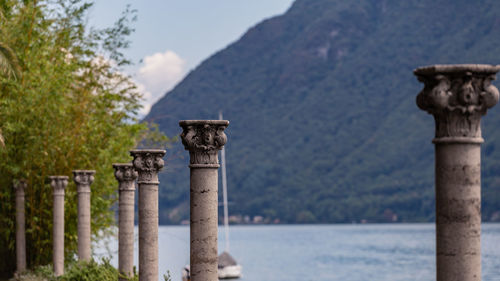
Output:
145 0 500 223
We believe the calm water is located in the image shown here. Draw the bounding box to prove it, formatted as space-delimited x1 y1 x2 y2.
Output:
95 224 500 281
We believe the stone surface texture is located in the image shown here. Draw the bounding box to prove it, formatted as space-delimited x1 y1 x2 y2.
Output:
180 120 228 281
73 170 95 262
113 163 138 281
49 176 68 277
415 64 500 281
14 179 27 272
130 149 166 281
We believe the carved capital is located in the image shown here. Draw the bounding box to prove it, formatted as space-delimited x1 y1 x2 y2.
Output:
415 64 500 141
179 120 229 167
130 149 166 184
113 163 138 190
49 176 69 196
13 179 27 196
73 170 95 193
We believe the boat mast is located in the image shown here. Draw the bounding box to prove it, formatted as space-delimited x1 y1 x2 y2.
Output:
219 111 230 252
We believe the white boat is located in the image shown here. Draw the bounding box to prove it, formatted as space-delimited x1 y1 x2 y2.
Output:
182 111 242 280
218 251 242 279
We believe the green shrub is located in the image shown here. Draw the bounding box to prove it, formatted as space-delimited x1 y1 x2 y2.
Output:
15 259 138 281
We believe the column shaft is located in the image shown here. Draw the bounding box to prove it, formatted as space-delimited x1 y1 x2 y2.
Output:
15 180 27 272
435 142 481 281
190 168 219 281
131 149 165 281
119 188 135 280
50 176 68 277
77 190 91 261
73 170 95 262
53 193 64 276
114 163 138 281
139 182 158 281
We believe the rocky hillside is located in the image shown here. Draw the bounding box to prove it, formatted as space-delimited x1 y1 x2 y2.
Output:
145 0 500 224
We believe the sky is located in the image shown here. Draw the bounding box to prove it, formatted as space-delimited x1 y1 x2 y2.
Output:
88 1 295 115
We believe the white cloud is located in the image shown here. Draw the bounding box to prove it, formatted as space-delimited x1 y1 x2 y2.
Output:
136 50 186 115
134 81 153 116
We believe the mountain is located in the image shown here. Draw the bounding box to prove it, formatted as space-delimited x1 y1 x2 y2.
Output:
145 0 500 224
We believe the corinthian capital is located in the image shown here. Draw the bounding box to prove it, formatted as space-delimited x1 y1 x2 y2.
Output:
179 120 229 167
113 163 138 188
415 64 500 140
130 149 166 184
73 170 95 193
14 179 27 194
73 170 95 185
49 176 69 195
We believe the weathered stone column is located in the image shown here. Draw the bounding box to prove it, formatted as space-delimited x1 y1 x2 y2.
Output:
415 64 500 281
179 120 229 281
130 149 165 281
73 170 95 262
113 163 138 281
14 179 27 273
49 176 69 277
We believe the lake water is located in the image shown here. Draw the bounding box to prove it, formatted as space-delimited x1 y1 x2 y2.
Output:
95 223 500 281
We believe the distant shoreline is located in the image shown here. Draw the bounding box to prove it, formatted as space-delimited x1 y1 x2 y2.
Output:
154 221 500 226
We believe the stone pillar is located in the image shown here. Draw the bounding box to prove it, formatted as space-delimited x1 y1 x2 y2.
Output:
415 64 500 281
113 163 138 281
73 170 95 262
14 179 27 273
130 149 166 281
49 176 69 277
179 120 229 281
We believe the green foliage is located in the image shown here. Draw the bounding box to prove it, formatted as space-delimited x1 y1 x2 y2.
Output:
0 0 172 277
58 259 135 281
146 0 500 224
13 260 172 281
14 258 138 281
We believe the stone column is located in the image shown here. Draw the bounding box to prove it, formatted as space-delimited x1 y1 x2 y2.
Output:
130 149 166 281
14 179 27 273
73 170 95 262
179 120 229 281
49 176 69 277
415 64 500 281
113 163 138 281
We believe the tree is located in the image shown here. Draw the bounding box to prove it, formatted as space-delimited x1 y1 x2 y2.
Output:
0 1 21 81
0 0 171 276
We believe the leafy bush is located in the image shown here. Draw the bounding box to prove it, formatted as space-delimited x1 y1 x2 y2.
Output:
14 259 138 281
11 259 174 281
